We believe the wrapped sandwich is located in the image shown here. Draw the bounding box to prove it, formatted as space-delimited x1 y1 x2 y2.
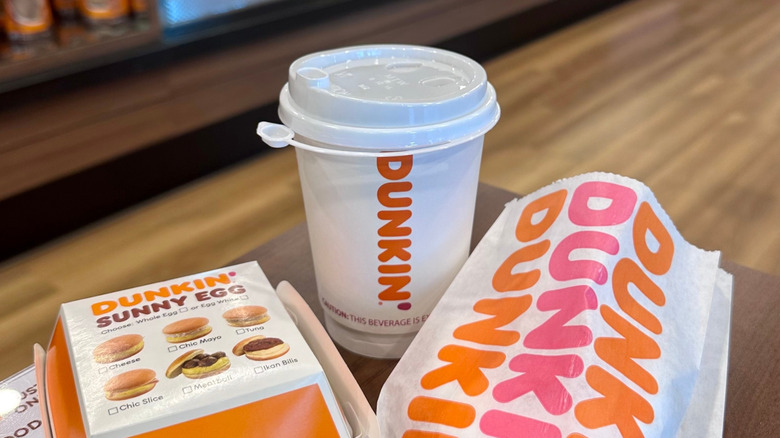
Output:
378 173 731 437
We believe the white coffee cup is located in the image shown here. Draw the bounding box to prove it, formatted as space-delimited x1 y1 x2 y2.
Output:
258 45 500 358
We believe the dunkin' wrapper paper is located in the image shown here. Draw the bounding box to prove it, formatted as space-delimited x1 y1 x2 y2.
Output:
378 173 732 438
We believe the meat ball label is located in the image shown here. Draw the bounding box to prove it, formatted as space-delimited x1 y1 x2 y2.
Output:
183 375 235 393
50 261 350 437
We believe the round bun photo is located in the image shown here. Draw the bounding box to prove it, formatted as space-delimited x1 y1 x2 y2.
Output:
103 369 158 401
222 306 270 327
180 351 231 379
92 334 144 364
165 349 204 379
231 335 265 356
242 337 290 361
162 317 212 343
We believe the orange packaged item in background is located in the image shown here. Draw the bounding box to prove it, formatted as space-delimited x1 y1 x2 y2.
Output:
130 0 148 17
51 0 78 19
1 0 52 41
79 0 129 24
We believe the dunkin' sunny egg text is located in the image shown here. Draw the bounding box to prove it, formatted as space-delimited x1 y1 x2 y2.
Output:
91 272 247 328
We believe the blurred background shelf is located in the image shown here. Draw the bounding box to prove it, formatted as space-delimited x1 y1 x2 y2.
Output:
0 0 164 93
0 18 160 92
0 0 626 259
0 0 366 92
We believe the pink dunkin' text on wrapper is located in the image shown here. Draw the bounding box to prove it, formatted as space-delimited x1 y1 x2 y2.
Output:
402 180 675 438
377 155 414 311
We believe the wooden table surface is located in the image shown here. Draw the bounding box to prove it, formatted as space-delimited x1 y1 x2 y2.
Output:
235 183 780 437
3 0 780 383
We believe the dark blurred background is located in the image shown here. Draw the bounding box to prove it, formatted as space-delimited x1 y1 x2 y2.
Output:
0 0 624 261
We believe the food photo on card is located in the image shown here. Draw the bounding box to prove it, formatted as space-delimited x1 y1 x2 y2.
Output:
377 172 731 438
38 262 352 438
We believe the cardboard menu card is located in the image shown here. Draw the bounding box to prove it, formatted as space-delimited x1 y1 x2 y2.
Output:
378 172 732 437
38 261 351 437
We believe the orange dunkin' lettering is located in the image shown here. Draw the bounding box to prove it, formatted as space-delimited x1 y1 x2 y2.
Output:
92 301 116 316
377 155 414 310
378 210 412 237
378 181 413 208
378 275 411 301
515 189 567 242
633 202 674 275
595 306 660 394
492 240 550 292
144 287 171 302
453 296 532 346
170 282 194 294
378 155 413 180
421 345 505 396
118 294 142 307
379 264 411 274
575 366 654 437
378 239 411 262
407 396 476 429
612 258 666 335
204 274 231 287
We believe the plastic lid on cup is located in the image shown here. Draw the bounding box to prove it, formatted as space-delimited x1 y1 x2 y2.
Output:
278 45 500 150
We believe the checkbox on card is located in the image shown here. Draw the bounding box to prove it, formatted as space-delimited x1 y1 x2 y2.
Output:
108 407 118 415
98 367 108 374
168 346 178 353
183 386 193 394
236 329 245 335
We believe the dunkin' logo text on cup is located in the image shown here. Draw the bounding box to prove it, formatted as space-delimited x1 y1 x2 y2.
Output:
377 155 414 311
403 180 676 437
